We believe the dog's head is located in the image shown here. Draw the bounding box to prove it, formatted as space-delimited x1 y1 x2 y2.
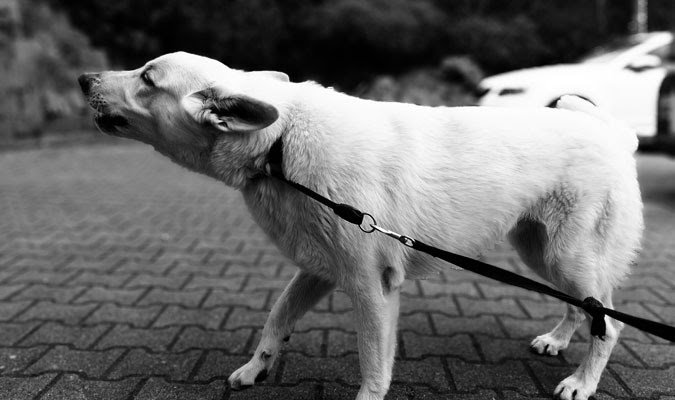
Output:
78 52 288 180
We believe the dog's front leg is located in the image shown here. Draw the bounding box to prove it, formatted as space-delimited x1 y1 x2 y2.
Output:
228 270 334 389
347 269 401 400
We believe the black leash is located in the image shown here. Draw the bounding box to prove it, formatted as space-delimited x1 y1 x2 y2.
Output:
265 136 675 342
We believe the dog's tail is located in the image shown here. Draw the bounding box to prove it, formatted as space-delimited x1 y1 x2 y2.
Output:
556 95 638 152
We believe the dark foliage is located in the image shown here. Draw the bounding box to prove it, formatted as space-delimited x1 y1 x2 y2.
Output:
45 0 674 89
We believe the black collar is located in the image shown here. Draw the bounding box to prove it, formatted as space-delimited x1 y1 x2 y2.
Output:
265 135 285 179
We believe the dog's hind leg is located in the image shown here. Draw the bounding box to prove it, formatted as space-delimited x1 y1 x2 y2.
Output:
228 270 334 389
554 291 623 400
511 186 641 400
347 266 402 400
508 218 585 356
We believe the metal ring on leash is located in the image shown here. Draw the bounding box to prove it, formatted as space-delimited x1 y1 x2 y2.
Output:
359 213 376 233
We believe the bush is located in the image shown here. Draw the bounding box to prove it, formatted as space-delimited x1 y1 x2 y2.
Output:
0 0 107 141
358 58 480 107
440 56 485 91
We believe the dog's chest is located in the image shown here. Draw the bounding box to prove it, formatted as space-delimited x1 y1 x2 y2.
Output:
242 182 341 280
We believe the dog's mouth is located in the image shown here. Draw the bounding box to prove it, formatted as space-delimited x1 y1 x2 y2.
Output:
94 113 129 134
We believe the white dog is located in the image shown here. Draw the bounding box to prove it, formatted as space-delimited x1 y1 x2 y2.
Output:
79 52 643 400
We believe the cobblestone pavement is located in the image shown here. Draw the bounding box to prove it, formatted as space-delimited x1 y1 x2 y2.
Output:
0 143 673 400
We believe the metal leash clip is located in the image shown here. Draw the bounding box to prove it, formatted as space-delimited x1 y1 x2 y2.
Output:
369 224 416 248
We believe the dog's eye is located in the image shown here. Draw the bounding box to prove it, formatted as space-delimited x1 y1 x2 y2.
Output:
141 70 154 87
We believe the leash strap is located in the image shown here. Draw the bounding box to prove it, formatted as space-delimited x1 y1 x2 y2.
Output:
266 137 365 225
264 136 675 342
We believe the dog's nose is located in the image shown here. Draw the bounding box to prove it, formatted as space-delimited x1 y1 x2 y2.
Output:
78 73 100 96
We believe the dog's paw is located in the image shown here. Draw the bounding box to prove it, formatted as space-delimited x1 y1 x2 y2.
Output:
529 333 568 356
228 360 269 390
553 375 595 400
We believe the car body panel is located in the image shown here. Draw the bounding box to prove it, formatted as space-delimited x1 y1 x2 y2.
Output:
478 32 673 137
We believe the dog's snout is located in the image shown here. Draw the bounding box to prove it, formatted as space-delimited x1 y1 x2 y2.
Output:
78 73 100 96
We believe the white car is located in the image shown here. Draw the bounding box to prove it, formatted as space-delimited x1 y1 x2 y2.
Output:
478 31 673 138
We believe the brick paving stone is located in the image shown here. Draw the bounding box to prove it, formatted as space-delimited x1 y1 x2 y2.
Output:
203 289 268 309
74 286 145 305
562 340 643 367
327 330 357 357
477 283 547 301
107 348 202 380
399 312 435 335
612 365 675 397
316 383 360 400
527 361 628 398
0 300 33 321
20 322 109 349
502 390 550 399
225 262 279 278
433 314 505 337
624 274 674 289
474 335 563 365
0 321 40 345
652 287 675 304
383 385 500 400
95 325 180 352
400 296 460 315
0 346 48 374
282 330 324 356
243 276 290 292
125 274 188 290
643 302 675 325
448 359 540 394
293 311 355 332
331 291 353 312
184 275 245 291
622 341 675 367
402 332 480 361
0 270 17 284
137 288 207 307
85 303 163 328
153 305 229 330
172 326 251 353
172 261 227 276
499 316 567 340
70 272 133 288
0 373 57 400
113 259 174 275
62 256 120 273
190 351 250 381
399 280 420 296
308 293 330 311
230 382 320 400
12 284 84 303
10 270 75 285
613 287 668 304
0 146 673 399
41 374 140 400
419 281 480 298
25 345 124 378
457 297 527 318
392 357 449 392
223 308 270 330
513 299 564 319
17 301 96 324
135 377 228 400
0 284 26 300
281 353 361 385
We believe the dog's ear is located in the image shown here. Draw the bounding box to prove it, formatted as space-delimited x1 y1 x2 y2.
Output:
249 70 289 82
182 88 279 133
